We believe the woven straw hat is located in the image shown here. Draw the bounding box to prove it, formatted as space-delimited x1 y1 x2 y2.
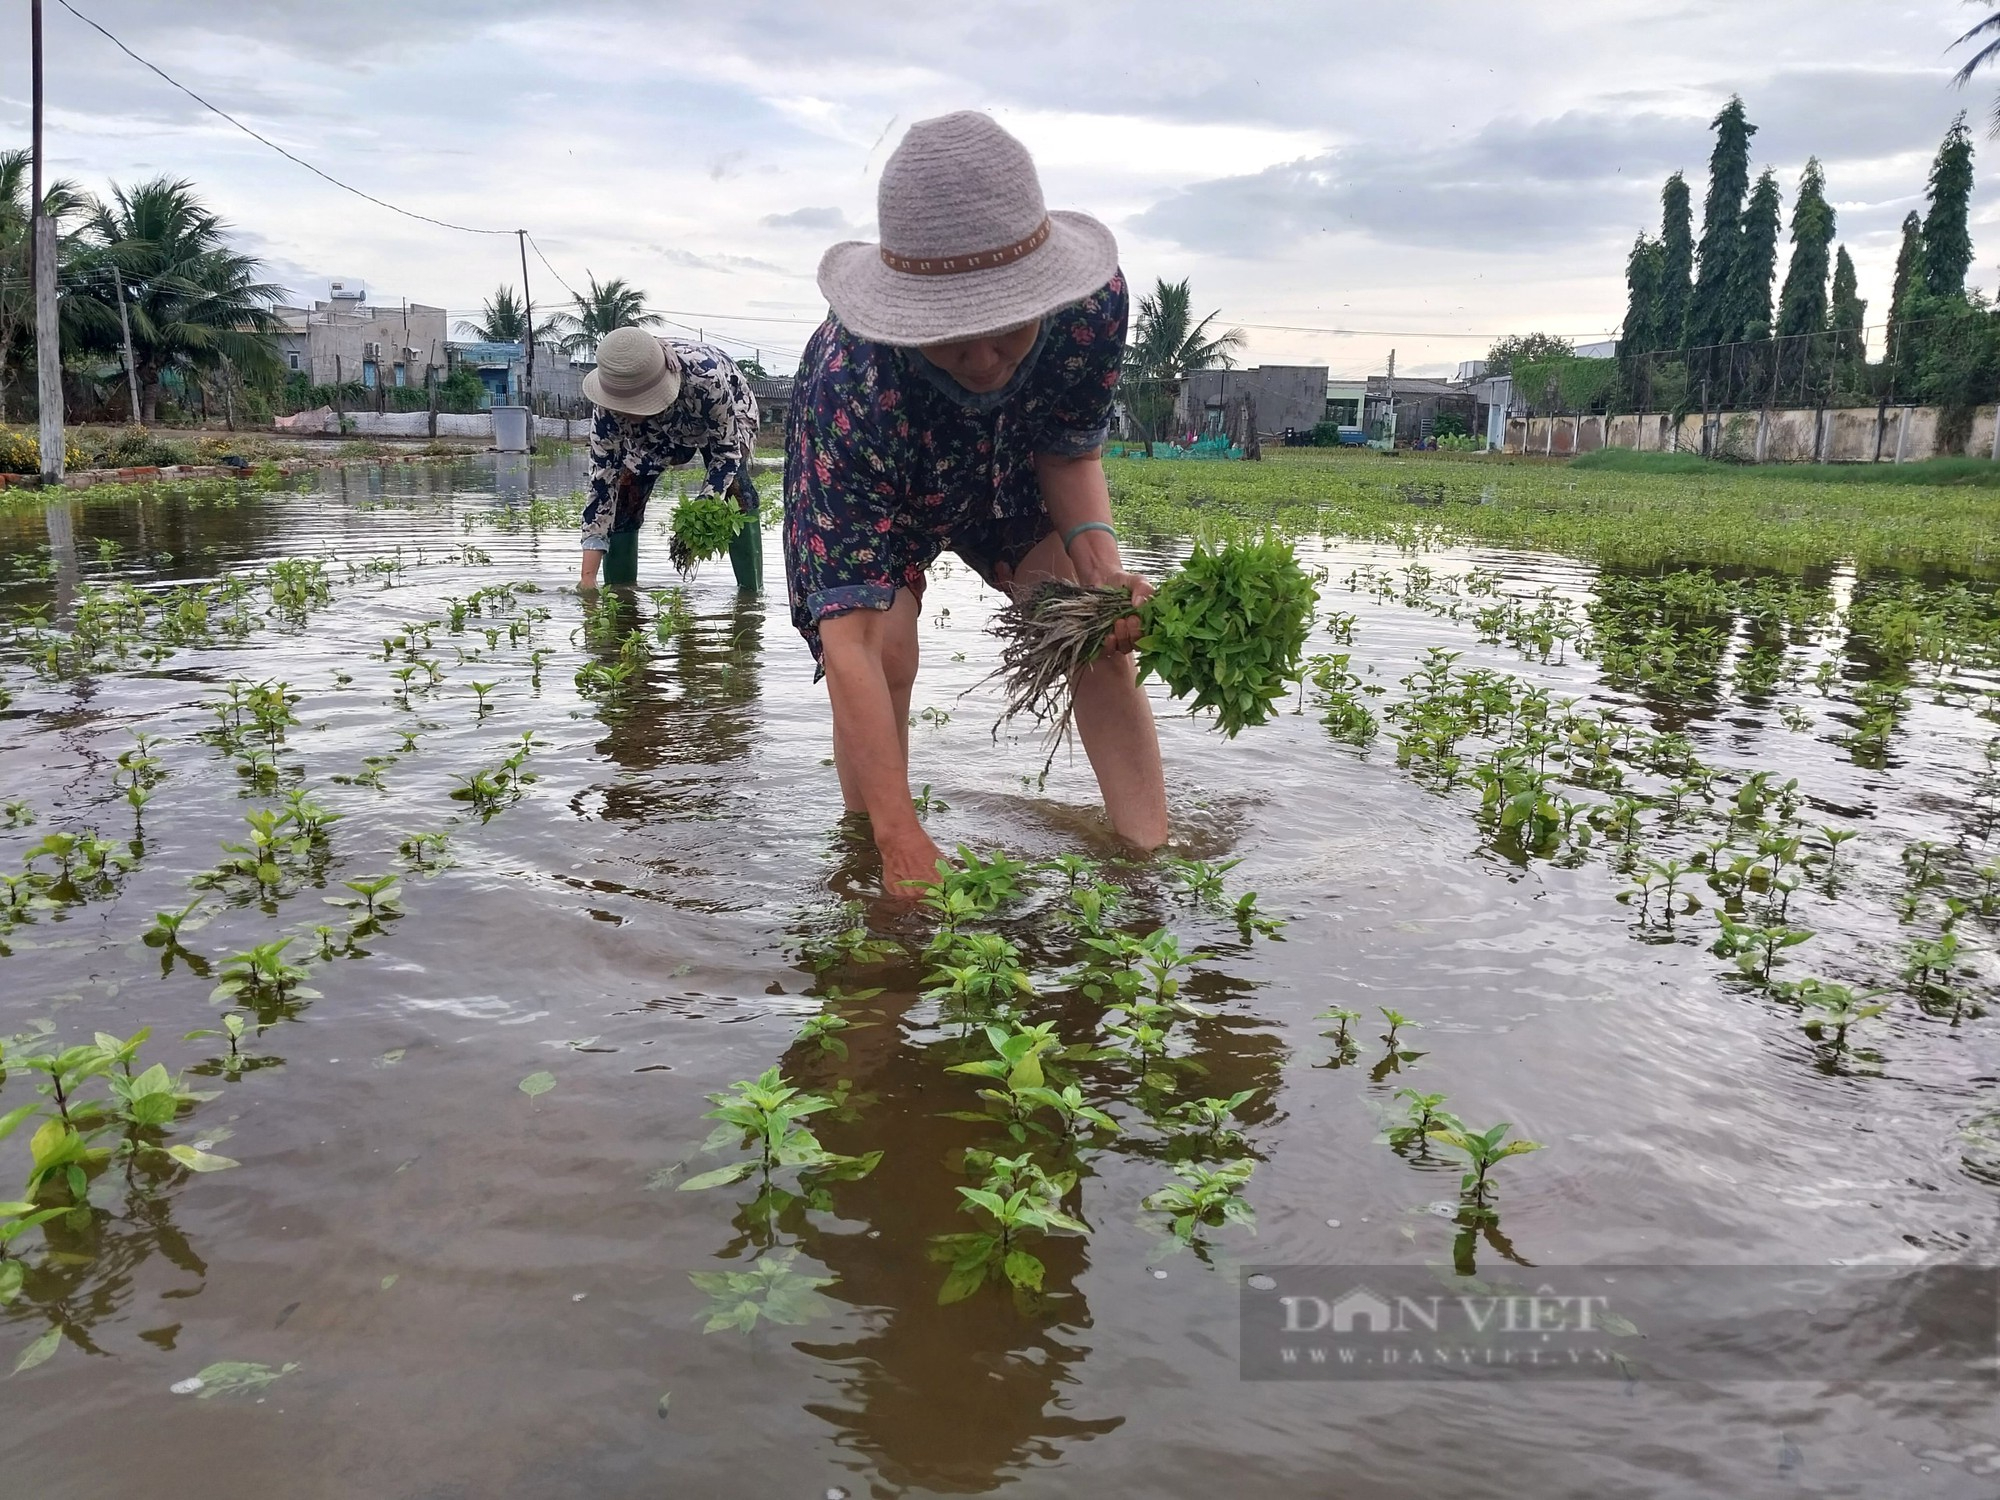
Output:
582 328 682 416
818 111 1118 346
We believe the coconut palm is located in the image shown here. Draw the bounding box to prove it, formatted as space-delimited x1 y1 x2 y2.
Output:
549 272 661 355
1124 277 1244 446
1952 9 2000 131
1127 277 1244 382
457 286 526 342
0 147 87 422
64 177 284 423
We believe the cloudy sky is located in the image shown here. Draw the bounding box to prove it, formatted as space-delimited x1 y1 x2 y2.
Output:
5 0 1997 377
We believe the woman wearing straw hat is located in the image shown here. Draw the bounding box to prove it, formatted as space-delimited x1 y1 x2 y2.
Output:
785 111 1167 896
578 328 760 588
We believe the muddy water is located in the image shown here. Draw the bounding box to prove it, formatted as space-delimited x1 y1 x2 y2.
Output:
0 455 1995 1499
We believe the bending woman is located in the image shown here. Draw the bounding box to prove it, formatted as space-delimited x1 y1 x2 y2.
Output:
783 111 1168 895
578 327 759 588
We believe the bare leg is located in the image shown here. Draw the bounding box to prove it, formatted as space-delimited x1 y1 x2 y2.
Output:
1008 531 1168 849
833 587 919 812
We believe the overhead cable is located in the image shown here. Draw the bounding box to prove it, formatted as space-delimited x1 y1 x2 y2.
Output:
55 0 516 237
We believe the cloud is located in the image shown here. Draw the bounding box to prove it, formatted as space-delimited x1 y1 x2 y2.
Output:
761 205 851 231
1133 110 1712 258
653 246 794 276
1746 66 1966 167
13 0 2000 378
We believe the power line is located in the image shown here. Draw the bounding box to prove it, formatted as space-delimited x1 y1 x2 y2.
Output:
520 237 806 360
523 233 583 302
55 0 516 238
43 2 1656 370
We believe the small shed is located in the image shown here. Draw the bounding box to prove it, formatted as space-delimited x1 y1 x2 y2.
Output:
1365 375 1477 446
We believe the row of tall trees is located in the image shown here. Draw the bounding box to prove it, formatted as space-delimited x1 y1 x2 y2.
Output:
1615 99 1990 438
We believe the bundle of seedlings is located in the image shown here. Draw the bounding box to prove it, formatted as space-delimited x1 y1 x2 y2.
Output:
669 492 748 573
986 535 1317 748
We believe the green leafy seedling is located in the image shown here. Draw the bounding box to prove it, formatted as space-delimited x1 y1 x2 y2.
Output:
1162 1089 1257 1150
1142 1158 1257 1250
1427 1121 1542 1207
337 873 402 916
929 1154 1086 1305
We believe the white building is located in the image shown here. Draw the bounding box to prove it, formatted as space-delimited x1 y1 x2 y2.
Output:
273 283 448 390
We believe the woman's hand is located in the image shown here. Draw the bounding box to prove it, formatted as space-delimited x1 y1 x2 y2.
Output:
1067 530 1152 655
880 827 946 899
1097 569 1152 653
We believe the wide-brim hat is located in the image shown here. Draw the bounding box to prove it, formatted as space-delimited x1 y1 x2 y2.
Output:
582 327 682 416
818 111 1119 347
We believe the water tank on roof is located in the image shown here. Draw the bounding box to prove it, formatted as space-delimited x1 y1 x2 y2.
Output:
328 279 365 302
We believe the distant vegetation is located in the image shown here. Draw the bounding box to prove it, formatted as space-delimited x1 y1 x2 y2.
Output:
2 155 282 427
1570 447 2000 487
1601 97 1992 448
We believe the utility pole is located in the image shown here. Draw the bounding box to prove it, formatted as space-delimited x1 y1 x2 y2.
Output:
1380 348 1397 450
113 264 140 425
32 0 65 481
516 229 535 415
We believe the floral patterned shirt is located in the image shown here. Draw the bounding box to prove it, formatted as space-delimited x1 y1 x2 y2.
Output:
581 340 758 551
782 270 1127 647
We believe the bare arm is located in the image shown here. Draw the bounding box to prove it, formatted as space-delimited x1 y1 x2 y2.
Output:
818 607 942 896
1033 449 1150 652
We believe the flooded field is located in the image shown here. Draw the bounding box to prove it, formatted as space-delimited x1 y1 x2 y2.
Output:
1 451 1996 1498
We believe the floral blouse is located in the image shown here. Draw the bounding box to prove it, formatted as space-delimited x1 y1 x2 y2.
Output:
782 270 1127 652
581 340 759 551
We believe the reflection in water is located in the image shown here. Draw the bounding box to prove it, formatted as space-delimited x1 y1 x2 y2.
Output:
7 456 2000 1495
43 501 78 613
589 590 766 825
778 997 1123 1494
761 909 1287 1494
1 1103 228 1364
492 450 535 506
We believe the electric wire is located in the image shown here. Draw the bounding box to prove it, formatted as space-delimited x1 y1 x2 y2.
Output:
56 0 517 238
47 0 1903 372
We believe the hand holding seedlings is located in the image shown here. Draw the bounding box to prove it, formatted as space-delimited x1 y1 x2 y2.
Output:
985 537 1317 746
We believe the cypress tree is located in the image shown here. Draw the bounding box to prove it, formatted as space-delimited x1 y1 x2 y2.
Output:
1622 235 1663 353
1685 96 1756 351
1729 168 1782 344
1829 245 1867 394
1920 113 1975 299
1776 158 1835 339
1621 234 1664 404
1887 212 1926 388
1657 172 1694 351
1830 246 1865 337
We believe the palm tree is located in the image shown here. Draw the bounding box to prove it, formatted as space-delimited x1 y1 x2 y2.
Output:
1124 277 1244 447
549 272 661 355
0 147 86 423
65 177 283 424
1953 9 2000 131
457 286 528 342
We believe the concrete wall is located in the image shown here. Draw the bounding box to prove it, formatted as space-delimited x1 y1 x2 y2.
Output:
274 410 597 440
1179 365 1330 436
1506 403 2000 464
